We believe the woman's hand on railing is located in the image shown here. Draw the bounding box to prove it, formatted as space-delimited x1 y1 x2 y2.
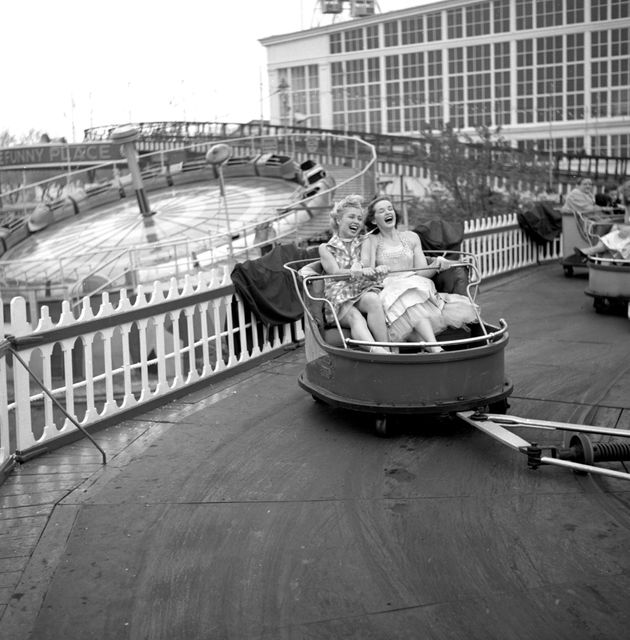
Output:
434 256 451 272
349 262 364 279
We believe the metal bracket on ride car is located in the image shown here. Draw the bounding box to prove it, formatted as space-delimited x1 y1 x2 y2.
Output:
457 411 630 482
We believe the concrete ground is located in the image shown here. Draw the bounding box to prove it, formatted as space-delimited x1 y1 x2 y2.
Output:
1 263 630 640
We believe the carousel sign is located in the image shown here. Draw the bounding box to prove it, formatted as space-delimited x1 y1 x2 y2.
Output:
0 143 125 167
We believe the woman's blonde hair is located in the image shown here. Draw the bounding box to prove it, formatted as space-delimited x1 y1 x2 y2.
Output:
329 194 364 232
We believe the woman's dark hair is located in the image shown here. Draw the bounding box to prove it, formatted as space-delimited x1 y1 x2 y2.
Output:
365 196 398 234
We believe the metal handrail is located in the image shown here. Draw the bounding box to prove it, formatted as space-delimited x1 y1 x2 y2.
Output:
285 255 494 352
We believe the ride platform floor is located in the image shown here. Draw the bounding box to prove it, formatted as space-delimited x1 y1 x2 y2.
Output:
1 263 630 640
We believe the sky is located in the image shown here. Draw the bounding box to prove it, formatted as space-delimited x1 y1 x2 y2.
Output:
2 0 433 142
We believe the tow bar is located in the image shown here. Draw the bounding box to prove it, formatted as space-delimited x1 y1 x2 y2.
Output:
457 411 630 482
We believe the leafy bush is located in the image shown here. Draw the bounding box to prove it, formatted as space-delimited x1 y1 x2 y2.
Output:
409 125 551 222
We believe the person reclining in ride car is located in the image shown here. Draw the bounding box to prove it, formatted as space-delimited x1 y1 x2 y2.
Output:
575 179 630 260
319 195 390 354
361 196 478 353
575 227 630 261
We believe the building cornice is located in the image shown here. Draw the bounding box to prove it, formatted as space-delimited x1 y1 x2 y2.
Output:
259 0 474 46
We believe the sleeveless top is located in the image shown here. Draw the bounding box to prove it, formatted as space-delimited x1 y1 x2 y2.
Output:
375 231 416 272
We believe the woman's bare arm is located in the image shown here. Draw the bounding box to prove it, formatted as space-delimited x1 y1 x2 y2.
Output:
319 243 344 274
360 235 375 267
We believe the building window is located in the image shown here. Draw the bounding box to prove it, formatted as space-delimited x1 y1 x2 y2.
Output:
612 0 630 19
366 24 379 49
566 137 585 154
610 134 630 156
611 27 629 57
367 57 381 132
402 52 425 132
611 88 630 117
536 36 563 123
592 30 608 59
467 44 492 127
385 55 401 132
345 60 366 131
591 28 630 119
611 57 629 88
331 58 375 132
331 61 345 128
384 20 399 47
448 47 465 129
291 67 308 123
330 32 342 54
308 65 320 127
447 8 463 39
591 0 608 22
466 2 491 37
494 0 510 33
516 39 534 123
566 0 584 24
536 0 563 28
591 135 607 155
277 65 320 126
566 34 584 121
494 41 511 126
427 50 443 130
401 16 423 45
344 28 364 52
516 0 533 30
426 12 441 41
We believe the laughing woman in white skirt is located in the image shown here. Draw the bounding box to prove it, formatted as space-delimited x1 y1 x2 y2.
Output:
361 196 478 352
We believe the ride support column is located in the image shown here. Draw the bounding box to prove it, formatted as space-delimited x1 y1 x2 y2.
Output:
111 125 154 217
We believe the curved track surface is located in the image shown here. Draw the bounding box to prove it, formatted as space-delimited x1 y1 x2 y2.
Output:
1 178 298 284
2 264 630 639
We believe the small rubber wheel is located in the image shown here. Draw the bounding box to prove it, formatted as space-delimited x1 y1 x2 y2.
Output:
311 394 325 404
593 297 606 314
563 265 574 278
375 416 389 437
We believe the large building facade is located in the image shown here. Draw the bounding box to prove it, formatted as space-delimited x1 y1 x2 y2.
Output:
260 0 630 157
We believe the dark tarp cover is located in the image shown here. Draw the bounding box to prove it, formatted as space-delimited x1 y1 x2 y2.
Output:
231 243 319 326
413 218 465 253
413 218 468 296
517 201 562 245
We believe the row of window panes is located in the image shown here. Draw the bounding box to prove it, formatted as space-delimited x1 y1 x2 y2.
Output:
328 1 629 53
518 134 630 156
328 88 629 126
290 29 629 126
319 50 629 129
334 61 627 102
276 66 321 123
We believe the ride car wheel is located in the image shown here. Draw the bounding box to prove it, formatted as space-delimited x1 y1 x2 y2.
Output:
375 416 389 437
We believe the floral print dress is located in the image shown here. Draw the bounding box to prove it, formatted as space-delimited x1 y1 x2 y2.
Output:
323 234 382 323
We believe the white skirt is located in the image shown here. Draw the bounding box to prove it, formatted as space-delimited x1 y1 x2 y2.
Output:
380 273 477 341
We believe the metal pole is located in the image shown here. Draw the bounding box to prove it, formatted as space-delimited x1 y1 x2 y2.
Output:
110 125 154 217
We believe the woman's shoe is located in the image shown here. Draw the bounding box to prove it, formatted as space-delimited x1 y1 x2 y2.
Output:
370 346 390 354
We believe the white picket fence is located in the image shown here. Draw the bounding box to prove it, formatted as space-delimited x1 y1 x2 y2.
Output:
0 212 561 468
